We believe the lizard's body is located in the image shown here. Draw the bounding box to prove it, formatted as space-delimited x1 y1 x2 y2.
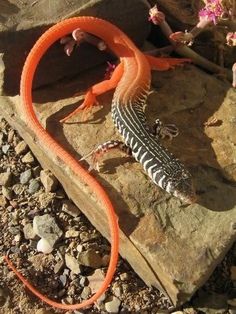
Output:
5 17 196 310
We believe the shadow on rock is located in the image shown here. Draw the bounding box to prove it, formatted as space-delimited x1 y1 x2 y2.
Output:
194 166 236 212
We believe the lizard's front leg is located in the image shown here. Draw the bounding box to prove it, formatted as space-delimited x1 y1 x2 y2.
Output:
60 61 124 123
153 118 179 140
144 54 185 141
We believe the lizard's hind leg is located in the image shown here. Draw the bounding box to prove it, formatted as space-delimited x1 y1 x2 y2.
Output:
60 62 124 123
80 140 132 172
145 54 191 71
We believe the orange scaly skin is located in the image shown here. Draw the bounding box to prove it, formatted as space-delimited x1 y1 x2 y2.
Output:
4 17 189 310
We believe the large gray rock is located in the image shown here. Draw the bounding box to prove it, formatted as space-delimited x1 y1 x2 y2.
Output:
0 0 150 95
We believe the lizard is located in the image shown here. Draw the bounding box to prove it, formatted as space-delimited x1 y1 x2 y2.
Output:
4 16 196 310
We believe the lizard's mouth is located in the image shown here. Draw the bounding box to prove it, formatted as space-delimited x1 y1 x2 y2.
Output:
171 178 197 204
173 189 197 204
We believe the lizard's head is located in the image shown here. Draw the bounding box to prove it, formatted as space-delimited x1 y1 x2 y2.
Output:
172 178 196 204
167 169 196 204
156 167 196 204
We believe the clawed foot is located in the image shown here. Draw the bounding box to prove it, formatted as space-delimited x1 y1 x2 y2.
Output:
60 28 106 56
153 119 179 140
80 149 103 172
60 90 99 123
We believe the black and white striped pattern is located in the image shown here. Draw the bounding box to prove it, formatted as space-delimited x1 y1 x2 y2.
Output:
111 91 194 200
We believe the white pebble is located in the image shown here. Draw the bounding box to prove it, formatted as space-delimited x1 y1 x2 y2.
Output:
37 238 53 254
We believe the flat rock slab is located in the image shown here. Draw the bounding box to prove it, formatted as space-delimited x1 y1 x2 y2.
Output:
0 0 150 95
0 63 236 306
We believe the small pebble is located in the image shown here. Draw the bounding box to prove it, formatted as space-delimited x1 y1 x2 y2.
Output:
105 296 121 313
79 231 91 243
0 172 12 186
62 200 81 217
2 144 10 154
38 192 55 207
28 179 40 194
88 269 105 294
120 272 129 281
112 282 122 298
23 223 36 240
12 183 24 195
2 186 13 200
20 169 32 184
9 200 18 208
76 244 83 253
22 152 35 164
81 286 91 300
78 249 103 269
15 141 28 155
64 296 73 304
40 169 58 192
63 269 70 276
37 238 53 254
0 195 7 207
65 229 80 238
65 254 82 275
59 274 67 287
79 276 88 287
10 217 19 228
33 214 63 247
14 234 21 243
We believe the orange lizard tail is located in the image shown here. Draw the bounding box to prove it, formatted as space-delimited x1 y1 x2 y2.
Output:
4 17 121 310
